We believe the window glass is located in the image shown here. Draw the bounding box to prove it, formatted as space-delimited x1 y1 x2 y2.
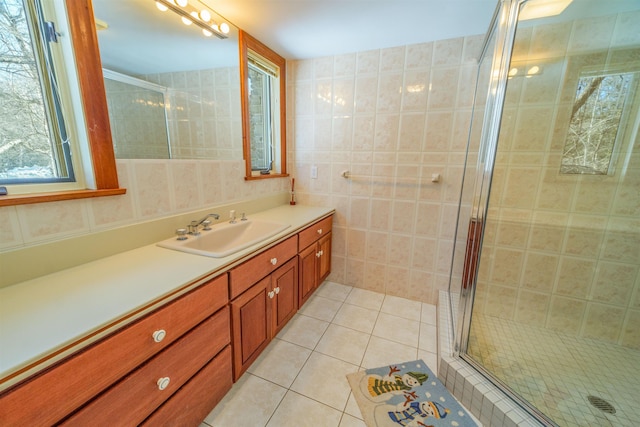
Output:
0 0 75 185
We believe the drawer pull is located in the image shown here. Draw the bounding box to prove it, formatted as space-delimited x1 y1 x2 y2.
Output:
317 228 323 234
270 257 278 265
152 329 166 343
157 377 170 391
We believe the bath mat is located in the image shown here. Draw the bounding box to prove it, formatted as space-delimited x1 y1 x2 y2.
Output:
347 360 477 427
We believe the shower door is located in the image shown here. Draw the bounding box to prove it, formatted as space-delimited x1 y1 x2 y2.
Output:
454 0 640 426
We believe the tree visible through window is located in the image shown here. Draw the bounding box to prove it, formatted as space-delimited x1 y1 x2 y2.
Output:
560 71 634 175
0 0 74 184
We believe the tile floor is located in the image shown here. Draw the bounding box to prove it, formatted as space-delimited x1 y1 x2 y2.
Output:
201 281 441 427
468 313 640 427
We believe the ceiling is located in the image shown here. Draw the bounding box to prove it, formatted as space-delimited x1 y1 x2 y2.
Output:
199 0 498 59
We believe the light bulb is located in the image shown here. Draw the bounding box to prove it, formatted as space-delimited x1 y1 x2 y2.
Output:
527 65 540 75
155 1 168 12
202 28 212 37
199 9 211 22
181 16 192 25
176 0 188 6
219 22 230 34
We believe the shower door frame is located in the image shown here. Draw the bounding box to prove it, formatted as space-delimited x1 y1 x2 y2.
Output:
449 0 560 425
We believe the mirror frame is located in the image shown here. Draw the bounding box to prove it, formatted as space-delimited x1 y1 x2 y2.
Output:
239 30 288 180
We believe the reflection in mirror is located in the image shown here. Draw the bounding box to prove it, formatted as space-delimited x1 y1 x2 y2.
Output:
103 70 170 159
92 0 242 160
239 30 288 179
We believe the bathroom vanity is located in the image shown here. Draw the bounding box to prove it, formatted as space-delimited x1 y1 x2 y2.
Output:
0 204 334 426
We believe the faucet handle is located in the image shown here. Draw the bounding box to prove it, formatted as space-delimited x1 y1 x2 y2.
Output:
241 212 247 221
201 220 212 231
176 228 188 240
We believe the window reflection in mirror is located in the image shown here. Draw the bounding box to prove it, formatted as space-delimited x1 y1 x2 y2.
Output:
239 30 287 179
92 0 241 161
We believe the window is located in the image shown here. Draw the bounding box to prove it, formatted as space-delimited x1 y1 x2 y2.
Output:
0 0 123 205
561 71 636 175
239 30 287 180
248 58 277 172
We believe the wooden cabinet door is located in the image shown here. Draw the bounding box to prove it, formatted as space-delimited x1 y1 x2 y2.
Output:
272 257 298 335
318 232 332 283
230 276 271 381
298 243 318 307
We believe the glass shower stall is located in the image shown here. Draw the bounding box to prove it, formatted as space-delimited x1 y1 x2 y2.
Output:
447 0 640 425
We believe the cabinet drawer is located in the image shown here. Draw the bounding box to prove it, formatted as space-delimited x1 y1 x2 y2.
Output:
229 236 297 299
298 216 333 250
61 308 230 426
0 274 228 426
141 346 232 426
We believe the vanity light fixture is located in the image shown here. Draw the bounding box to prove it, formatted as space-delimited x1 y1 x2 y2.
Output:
154 0 229 39
507 64 543 78
519 0 573 21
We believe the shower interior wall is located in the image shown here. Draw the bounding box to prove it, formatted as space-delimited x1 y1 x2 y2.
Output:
471 9 640 349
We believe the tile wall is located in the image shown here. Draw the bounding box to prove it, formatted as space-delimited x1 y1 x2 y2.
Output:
471 10 640 349
144 66 243 160
0 159 288 250
288 34 485 304
104 79 170 159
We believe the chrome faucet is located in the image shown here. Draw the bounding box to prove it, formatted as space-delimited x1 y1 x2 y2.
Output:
188 213 220 235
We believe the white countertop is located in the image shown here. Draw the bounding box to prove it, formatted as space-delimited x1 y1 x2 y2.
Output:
0 204 333 389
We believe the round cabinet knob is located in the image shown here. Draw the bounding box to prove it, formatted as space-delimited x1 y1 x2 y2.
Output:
319 250 324 256
157 377 170 391
268 290 275 299
152 329 166 343
316 251 321 258
274 286 280 294
317 228 323 234
270 258 278 265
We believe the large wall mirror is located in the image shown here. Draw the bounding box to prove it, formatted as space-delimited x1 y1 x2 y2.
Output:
239 30 287 180
92 0 242 160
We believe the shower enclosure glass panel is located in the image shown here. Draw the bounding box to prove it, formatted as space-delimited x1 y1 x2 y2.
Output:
454 0 640 426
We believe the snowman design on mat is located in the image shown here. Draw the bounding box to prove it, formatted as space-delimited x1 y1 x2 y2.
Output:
385 391 451 426
365 365 429 401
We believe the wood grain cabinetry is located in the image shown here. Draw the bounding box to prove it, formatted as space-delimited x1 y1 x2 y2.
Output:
0 274 230 426
298 216 333 306
230 246 298 381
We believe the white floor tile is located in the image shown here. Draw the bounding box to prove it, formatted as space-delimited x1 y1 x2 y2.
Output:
315 323 370 365
344 392 363 419
276 313 330 349
332 303 379 334
316 281 353 302
204 373 286 427
247 338 312 387
266 391 343 427
339 413 367 427
299 295 343 322
418 349 439 373
290 352 358 411
361 335 419 370
419 322 438 352
421 303 437 325
372 312 420 348
345 287 385 311
381 294 422 321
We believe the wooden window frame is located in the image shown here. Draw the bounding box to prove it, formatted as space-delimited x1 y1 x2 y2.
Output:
0 0 125 207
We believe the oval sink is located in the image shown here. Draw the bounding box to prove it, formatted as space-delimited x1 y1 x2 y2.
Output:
157 219 290 258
